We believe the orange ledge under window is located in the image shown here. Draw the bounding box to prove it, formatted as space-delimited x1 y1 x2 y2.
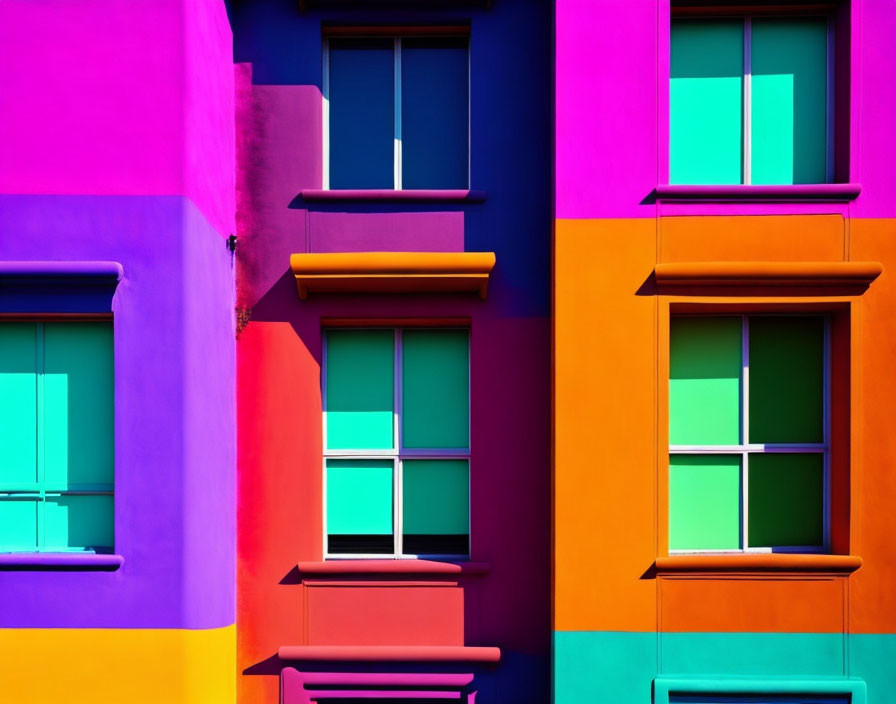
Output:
655 553 862 576
290 252 496 300
654 261 882 294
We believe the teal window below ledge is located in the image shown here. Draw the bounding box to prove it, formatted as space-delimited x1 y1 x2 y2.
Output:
656 678 866 704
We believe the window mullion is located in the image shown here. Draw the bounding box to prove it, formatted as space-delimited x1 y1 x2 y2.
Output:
741 315 749 550
36 322 46 551
322 39 330 190
743 17 752 185
394 38 402 190
395 328 402 556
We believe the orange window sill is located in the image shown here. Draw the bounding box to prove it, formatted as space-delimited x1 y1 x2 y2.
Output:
655 554 862 576
298 560 490 576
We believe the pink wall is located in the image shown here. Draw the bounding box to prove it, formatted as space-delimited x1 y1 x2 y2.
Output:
0 0 235 235
555 0 896 219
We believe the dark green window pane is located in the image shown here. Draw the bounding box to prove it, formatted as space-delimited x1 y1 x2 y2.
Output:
44 495 113 551
748 316 824 444
670 317 742 445
0 498 39 551
326 330 394 450
748 453 823 547
669 455 742 551
403 460 469 555
0 323 38 487
43 323 114 490
326 459 393 536
329 38 394 189
751 18 828 185
401 329 469 449
401 38 468 189
671 20 744 184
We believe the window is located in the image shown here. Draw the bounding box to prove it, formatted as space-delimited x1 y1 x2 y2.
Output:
670 16 831 185
0 321 114 553
323 33 469 190
323 328 470 558
668 315 828 552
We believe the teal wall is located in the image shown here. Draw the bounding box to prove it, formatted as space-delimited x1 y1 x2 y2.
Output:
554 632 896 704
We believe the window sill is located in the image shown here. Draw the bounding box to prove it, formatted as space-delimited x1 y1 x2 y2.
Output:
654 260 883 292
278 645 501 664
300 189 486 204
298 559 490 576
654 553 862 576
290 251 496 299
654 183 862 203
0 553 123 571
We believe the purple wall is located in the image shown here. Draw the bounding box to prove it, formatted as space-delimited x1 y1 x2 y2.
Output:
0 195 234 629
0 0 236 630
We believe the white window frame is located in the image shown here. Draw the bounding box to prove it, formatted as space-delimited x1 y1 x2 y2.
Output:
669 313 831 554
322 327 472 560
321 35 471 190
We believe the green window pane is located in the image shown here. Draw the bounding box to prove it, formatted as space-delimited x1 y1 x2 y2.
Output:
751 18 828 185
748 453 823 547
326 330 394 450
0 323 38 487
403 460 469 555
748 316 824 444
0 498 39 551
43 323 114 489
671 20 744 185
401 329 469 449
670 317 742 445
669 455 742 551
44 495 113 551
326 459 393 536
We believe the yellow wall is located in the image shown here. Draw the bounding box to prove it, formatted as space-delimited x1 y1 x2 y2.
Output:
0 625 235 703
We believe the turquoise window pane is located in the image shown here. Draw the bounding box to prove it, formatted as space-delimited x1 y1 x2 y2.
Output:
748 316 824 444
670 317 742 445
326 329 394 450
748 453 823 548
44 495 113 551
326 459 393 535
751 18 828 185
0 323 38 487
669 455 742 551
0 498 39 551
671 20 744 184
401 329 469 449
403 459 469 535
329 38 394 189
43 323 114 489
401 38 468 189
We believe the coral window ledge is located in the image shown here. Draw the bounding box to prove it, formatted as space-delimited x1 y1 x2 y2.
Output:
654 183 861 202
0 553 124 570
278 645 502 664
290 252 496 299
655 554 862 575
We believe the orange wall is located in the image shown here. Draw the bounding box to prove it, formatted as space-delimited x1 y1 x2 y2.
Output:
554 216 896 634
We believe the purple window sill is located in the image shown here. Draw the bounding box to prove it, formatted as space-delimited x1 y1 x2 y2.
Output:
654 183 862 203
0 261 123 280
0 553 123 570
300 189 487 203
